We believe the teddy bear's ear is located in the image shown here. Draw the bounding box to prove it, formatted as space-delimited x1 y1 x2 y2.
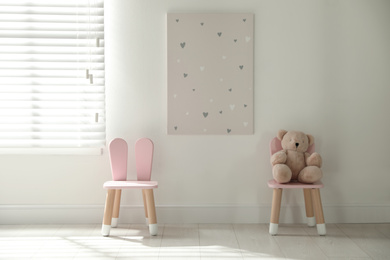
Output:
307 134 314 146
277 129 288 140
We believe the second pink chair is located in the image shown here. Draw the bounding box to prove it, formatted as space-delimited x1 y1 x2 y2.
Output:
101 138 158 236
268 137 326 236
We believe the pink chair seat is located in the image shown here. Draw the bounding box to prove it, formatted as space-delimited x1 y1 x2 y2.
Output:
104 181 158 189
267 179 323 189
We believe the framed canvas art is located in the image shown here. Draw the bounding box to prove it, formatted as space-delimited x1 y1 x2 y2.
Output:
167 13 254 135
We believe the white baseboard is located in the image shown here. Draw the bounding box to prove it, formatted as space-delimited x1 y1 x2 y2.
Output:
0 204 389 224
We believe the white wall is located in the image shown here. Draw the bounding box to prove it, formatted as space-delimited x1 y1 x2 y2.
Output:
1 0 390 224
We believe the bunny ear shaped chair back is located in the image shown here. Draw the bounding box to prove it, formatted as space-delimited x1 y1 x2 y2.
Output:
135 137 154 181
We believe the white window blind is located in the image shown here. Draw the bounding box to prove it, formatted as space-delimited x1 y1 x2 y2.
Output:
0 0 105 154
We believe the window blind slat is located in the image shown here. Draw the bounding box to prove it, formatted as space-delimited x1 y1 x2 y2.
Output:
0 124 105 132
0 132 106 139
0 70 105 78
0 139 106 148
0 109 105 116
0 0 103 7
0 93 105 100
0 63 105 71
0 14 104 24
0 78 104 85
0 85 104 93
0 0 105 151
0 22 104 32
0 46 104 55
0 38 104 47
0 53 104 61
0 101 105 108
0 6 104 16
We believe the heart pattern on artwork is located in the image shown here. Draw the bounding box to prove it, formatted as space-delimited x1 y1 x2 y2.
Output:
168 14 253 135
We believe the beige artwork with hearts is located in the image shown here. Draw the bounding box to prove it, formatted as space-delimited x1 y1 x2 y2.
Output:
167 13 254 135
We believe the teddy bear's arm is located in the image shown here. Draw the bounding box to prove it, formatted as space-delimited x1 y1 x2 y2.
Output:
271 150 287 166
305 152 322 167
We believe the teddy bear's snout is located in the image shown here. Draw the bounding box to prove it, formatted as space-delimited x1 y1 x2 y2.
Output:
295 143 299 148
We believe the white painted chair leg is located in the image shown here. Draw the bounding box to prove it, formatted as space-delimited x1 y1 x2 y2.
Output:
317 223 326 236
149 223 158 236
307 217 316 227
269 223 278 236
145 217 149 226
101 224 111 237
111 218 118 228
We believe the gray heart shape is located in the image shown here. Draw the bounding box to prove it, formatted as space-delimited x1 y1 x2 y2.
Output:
180 42 185 48
239 65 244 70
184 73 188 78
227 129 231 133
203 112 208 118
217 32 222 37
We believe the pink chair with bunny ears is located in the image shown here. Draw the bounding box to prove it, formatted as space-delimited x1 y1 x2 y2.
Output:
101 138 158 236
268 137 326 236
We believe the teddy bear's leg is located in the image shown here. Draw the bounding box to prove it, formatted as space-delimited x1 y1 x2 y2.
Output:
298 166 322 184
272 164 292 183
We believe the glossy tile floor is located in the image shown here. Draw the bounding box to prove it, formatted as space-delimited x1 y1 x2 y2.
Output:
0 223 389 259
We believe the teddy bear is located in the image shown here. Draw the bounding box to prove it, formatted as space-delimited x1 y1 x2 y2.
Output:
271 129 323 184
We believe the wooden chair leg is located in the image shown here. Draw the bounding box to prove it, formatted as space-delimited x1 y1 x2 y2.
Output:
144 189 158 236
142 189 149 225
102 189 116 236
311 188 326 236
269 188 283 235
111 189 122 228
303 188 315 227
